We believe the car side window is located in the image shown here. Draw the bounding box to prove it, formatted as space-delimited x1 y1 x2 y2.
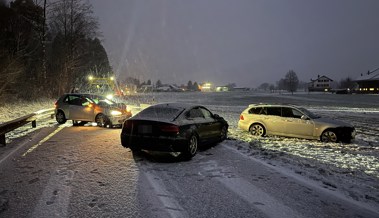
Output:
267 107 281 116
248 107 263 114
68 95 82 106
63 96 70 103
292 109 303 119
200 107 213 119
281 107 294 118
187 108 204 119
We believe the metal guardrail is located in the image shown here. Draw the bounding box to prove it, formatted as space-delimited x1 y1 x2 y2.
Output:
0 108 55 146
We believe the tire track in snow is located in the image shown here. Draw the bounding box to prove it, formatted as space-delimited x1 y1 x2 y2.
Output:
139 163 189 218
199 159 303 218
31 168 75 217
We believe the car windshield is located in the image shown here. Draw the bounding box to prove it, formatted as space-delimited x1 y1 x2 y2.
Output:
86 95 114 105
298 107 320 119
98 99 114 106
136 107 182 120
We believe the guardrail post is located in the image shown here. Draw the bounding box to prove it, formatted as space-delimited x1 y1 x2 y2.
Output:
32 120 36 128
0 134 5 146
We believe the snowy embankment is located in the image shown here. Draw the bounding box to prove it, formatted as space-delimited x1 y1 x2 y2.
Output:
1 92 378 207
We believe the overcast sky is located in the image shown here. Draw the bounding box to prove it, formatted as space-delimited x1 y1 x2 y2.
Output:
90 0 379 87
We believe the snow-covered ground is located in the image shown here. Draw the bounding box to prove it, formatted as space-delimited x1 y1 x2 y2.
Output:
1 91 378 207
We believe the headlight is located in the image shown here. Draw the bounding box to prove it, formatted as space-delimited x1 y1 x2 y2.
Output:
111 110 122 116
106 94 113 100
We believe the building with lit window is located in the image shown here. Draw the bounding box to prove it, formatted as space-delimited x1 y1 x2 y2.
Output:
308 75 334 92
200 82 213 92
354 68 379 94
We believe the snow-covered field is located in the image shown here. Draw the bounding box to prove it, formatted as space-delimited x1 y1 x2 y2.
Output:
1 91 379 207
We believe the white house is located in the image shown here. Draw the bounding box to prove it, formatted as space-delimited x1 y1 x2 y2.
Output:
308 75 334 92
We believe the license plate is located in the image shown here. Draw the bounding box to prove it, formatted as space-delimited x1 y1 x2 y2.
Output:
138 125 152 134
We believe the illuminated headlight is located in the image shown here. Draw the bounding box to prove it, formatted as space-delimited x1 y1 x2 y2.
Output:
106 94 113 100
111 110 122 116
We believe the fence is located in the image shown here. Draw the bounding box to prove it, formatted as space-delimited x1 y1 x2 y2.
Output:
0 109 54 146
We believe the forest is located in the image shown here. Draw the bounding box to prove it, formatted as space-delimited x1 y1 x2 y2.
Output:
0 0 111 101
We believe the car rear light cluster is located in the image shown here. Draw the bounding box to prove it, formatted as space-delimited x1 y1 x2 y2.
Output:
123 121 133 129
240 115 244 120
159 124 179 134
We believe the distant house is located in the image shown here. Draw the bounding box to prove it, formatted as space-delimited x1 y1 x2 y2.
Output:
156 84 183 92
354 67 379 94
308 75 334 92
215 86 229 92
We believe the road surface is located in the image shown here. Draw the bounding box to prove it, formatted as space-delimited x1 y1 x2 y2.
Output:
0 124 378 218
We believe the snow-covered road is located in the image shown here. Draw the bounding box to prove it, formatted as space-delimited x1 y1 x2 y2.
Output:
0 91 378 217
0 125 378 217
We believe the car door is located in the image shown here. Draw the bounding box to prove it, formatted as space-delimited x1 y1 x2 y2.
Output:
200 107 221 139
68 95 94 121
281 107 315 138
186 107 210 142
264 106 285 135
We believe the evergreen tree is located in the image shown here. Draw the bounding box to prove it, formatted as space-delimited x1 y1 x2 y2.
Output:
193 82 200 91
156 80 162 87
187 80 193 90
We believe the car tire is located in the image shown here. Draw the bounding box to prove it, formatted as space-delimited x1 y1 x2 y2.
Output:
129 146 141 153
220 125 228 141
320 130 338 143
249 124 265 137
56 111 67 124
180 135 198 160
95 114 110 127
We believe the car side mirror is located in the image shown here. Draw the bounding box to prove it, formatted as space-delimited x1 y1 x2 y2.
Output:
213 114 220 119
301 115 309 120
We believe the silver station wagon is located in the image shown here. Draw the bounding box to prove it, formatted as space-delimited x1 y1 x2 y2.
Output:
238 104 356 143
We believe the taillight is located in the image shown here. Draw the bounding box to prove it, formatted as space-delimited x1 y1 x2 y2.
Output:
160 124 179 133
54 101 58 108
240 115 244 120
123 121 132 129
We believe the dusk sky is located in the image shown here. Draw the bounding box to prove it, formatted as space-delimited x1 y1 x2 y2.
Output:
90 0 379 88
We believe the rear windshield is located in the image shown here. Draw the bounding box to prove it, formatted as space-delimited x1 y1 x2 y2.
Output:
136 107 182 120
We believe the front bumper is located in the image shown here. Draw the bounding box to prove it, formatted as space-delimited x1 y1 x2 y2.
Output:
109 112 132 125
120 133 188 152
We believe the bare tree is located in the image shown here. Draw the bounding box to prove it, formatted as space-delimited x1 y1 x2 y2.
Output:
48 0 99 95
284 70 299 94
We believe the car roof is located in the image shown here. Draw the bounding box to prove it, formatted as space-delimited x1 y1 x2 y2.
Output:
63 93 105 97
248 103 298 108
150 102 204 110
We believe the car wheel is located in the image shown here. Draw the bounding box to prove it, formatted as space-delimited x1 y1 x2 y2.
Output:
320 130 338 143
130 146 141 153
180 135 198 160
220 126 228 141
249 124 265 136
95 114 110 127
56 111 67 124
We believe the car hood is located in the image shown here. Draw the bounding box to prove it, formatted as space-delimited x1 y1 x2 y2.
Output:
313 117 353 128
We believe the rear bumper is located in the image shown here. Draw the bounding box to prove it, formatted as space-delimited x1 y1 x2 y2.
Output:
238 120 250 131
120 133 188 152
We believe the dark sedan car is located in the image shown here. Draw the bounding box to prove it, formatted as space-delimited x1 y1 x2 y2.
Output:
120 103 228 159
